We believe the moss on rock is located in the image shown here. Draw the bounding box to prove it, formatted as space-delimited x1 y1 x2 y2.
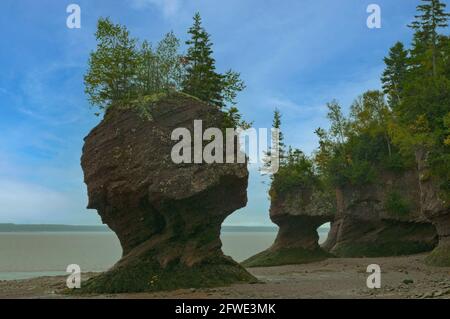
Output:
425 243 450 267
241 247 331 268
70 253 256 295
332 241 435 258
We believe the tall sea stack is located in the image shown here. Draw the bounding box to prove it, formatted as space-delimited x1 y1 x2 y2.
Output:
80 93 256 293
242 186 334 267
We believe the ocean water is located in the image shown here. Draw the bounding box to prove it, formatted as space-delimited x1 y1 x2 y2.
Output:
0 230 329 281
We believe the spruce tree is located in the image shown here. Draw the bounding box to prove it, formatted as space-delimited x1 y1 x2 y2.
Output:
272 108 286 163
408 0 450 77
262 108 286 175
182 13 223 107
381 42 408 108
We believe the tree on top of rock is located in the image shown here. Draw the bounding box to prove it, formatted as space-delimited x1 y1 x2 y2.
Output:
182 13 223 107
262 108 286 176
182 13 245 111
84 18 139 110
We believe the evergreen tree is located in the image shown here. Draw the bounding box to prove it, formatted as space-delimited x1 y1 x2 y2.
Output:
182 13 224 107
262 108 286 175
408 0 450 77
381 42 409 108
272 108 286 164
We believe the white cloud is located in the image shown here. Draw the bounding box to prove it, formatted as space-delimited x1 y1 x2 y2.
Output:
130 0 180 18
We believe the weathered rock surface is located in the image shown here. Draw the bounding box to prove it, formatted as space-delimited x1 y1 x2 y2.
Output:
80 93 255 293
242 187 334 267
323 169 438 257
416 149 450 266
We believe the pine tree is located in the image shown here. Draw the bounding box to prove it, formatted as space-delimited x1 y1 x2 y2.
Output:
408 0 450 77
381 42 409 108
272 108 286 164
262 108 286 175
182 13 224 107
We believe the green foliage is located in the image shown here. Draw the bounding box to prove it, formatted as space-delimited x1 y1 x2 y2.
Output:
72 253 256 294
241 247 331 268
333 241 435 258
262 108 286 174
271 148 319 197
425 244 450 266
382 42 409 108
84 18 139 110
386 0 450 202
314 92 410 188
327 100 349 145
222 106 252 130
84 14 248 128
384 191 411 216
182 13 247 128
182 13 224 107
135 32 184 96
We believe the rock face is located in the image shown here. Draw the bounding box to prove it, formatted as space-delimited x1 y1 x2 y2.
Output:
323 169 438 257
80 93 255 293
416 149 450 266
242 187 334 267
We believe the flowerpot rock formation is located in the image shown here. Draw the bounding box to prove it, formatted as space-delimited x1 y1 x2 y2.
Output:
80 93 256 293
242 187 334 267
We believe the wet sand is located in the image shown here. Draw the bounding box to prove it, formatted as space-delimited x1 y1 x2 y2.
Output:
1 254 449 299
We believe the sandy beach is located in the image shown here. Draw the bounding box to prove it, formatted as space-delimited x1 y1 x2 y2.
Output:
1 254 449 299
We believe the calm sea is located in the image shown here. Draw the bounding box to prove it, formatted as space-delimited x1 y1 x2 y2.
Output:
0 230 328 281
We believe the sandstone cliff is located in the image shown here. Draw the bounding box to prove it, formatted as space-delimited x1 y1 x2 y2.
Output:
416 149 450 266
323 169 438 257
80 93 255 293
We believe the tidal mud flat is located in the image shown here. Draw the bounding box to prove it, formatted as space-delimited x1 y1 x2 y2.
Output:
1 254 449 299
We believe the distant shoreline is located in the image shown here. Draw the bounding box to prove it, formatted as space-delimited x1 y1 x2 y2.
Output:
0 223 288 233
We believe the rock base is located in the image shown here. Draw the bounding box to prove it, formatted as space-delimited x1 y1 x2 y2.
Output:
324 219 437 257
425 239 450 267
77 253 255 294
242 215 331 267
242 247 330 268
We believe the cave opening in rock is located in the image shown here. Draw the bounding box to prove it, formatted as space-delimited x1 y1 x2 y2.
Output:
317 222 330 245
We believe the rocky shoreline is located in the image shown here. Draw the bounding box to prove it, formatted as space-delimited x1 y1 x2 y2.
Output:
1 254 449 299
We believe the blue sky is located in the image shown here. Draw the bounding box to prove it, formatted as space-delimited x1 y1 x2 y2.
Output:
0 0 440 225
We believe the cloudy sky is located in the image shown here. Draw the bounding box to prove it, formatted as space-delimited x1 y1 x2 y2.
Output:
0 0 435 225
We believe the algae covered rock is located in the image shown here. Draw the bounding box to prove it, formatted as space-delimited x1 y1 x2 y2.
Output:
323 169 438 257
80 93 255 293
242 187 334 267
416 149 450 266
